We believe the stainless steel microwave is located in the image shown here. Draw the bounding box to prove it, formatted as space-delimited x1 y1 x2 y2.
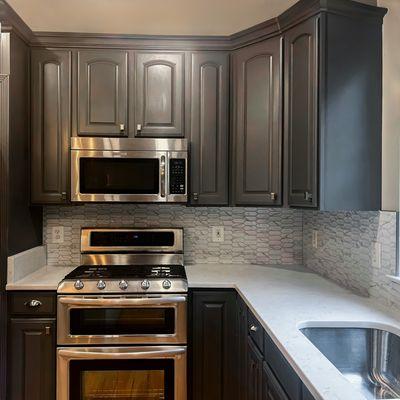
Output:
71 138 188 203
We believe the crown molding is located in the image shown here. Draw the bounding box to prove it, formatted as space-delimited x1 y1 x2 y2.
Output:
0 0 33 43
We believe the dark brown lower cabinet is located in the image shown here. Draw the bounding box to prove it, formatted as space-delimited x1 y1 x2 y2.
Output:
238 297 248 399
190 290 237 400
263 361 289 400
8 318 56 400
302 385 316 400
247 336 263 400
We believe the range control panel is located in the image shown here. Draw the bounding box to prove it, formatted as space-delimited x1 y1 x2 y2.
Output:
169 159 186 195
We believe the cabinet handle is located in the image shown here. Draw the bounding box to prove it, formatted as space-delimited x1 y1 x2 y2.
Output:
24 299 42 308
250 325 258 332
193 193 199 201
119 123 125 132
304 191 313 201
137 124 142 133
44 326 51 336
270 192 277 201
61 192 67 200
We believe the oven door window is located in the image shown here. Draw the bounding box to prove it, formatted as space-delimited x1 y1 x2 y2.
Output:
79 158 160 194
70 359 174 400
69 307 175 335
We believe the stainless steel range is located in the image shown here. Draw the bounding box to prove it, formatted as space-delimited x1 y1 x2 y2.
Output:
57 227 187 400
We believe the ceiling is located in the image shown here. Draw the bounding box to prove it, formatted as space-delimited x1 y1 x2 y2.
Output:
7 0 299 36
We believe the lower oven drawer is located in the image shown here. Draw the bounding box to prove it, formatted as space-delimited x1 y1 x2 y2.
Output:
57 346 187 400
57 294 187 345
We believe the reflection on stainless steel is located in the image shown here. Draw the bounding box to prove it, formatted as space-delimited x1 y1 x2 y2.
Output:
300 327 400 400
80 227 184 254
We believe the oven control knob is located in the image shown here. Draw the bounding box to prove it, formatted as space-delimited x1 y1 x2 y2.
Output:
119 280 129 290
162 280 172 290
74 280 84 290
97 280 106 290
141 279 150 290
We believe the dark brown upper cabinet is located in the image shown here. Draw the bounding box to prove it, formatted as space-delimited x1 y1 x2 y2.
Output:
284 17 318 208
189 52 229 205
283 9 384 211
77 50 128 136
135 52 184 137
232 37 282 206
31 49 71 204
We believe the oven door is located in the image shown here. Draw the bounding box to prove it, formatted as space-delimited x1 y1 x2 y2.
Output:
71 150 167 202
57 295 187 345
57 346 186 400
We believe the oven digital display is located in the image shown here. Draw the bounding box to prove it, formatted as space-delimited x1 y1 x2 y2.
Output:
70 308 176 335
70 360 174 400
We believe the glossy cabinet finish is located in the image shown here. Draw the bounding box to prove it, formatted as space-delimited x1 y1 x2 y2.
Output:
191 290 237 400
247 336 264 400
31 49 71 204
135 52 184 137
232 38 282 206
284 17 319 208
77 50 128 136
189 52 229 205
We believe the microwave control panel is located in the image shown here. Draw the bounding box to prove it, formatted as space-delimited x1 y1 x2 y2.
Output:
169 159 186 195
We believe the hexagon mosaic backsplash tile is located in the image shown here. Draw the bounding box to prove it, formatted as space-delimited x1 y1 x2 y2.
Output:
44 205 303 267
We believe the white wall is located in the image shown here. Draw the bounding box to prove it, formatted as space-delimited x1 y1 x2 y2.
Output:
380 0 400 211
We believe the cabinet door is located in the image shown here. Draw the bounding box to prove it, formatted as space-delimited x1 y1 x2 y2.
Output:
247 336 263 400
9 318 56 400
233 38 282 206
191 290 237 400
77 50 128 136
302 385 316 400
262 362 289 400
31 49 71 204
135 52 184 137
284 17 319 208
190 52 229 205
238 298 248 400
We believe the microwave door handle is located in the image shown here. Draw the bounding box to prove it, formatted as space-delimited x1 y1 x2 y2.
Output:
58 346 186 360
160 155 166 198
58 296 186 307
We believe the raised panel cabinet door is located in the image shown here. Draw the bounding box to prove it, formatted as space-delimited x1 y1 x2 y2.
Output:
9 318 56 400
247 336 263 400
238 298 248 400
77 50 128 136
190 52 229 205
262 362 289 400
284 17 319 208
191 290 237 400
233 37 282 206
135 52 184 137
31 49 71 204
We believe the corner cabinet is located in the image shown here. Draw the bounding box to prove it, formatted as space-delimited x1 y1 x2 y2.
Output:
31 49 71 204
189 52 229 205
232 37 282 206
76 50 128 137
135 52 185 137
284 17 318 208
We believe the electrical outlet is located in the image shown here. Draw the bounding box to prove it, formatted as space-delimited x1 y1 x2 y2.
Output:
312 230 319 249
212 226 224 243
372 242 381 269
52 226 64 244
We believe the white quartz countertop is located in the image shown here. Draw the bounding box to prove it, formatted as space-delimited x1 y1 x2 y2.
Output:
6 262 400 400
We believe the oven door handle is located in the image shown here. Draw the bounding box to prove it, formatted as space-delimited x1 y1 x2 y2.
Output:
58 295 186 307
58 346 186 359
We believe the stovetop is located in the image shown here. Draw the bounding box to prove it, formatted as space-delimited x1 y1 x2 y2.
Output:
64 264 187 280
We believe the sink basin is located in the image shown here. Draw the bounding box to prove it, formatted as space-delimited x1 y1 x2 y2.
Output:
300 327 400 400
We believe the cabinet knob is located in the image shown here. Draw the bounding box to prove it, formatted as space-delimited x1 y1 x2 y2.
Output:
250 325 258 332
119 123 125 132
193 192 199 201
137 124 142 133
44 326 51 336
270 192 277 201
61 192 67 200
304 191 313 201
25 299 42 308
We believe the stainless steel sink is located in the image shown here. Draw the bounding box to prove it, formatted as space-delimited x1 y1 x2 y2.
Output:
300 327 400 400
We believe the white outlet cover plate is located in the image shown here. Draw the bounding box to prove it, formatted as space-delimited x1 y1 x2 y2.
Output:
52 226 64 244
372 241 381 269
212 226 224 243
